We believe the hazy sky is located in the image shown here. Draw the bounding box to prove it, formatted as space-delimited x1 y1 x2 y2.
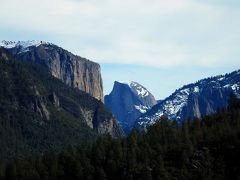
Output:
1 0 240 99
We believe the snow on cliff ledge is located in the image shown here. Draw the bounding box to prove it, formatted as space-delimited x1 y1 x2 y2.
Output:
0 40 52 50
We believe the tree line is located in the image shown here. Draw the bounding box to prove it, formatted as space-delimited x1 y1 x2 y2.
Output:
0 93 240 180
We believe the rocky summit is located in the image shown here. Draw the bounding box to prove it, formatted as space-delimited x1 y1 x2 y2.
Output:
0 40 103 101
105 81 157 134
136 69 240 131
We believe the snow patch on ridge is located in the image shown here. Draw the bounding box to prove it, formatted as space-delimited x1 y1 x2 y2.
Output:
116 80 132 86
137 87 191 128
0 40 51 48
0 40 52 53
116 81 150 98
193 86 199 93
231 84 240 91
134 105 148 113
218 77 225 81
134 85 149 97
136 70 240 130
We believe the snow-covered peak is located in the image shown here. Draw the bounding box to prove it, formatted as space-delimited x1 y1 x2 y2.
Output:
115 81 150 98
116 80 133 86
132 83 150 97
136 69 240 131
0 40 52 49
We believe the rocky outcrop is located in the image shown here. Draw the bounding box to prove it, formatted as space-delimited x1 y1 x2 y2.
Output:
136 69 240 130
79 107 123 137
96 117 124 137
105 81 157 134
0 48 123 140
0 48 124 162
55 90 123 138
0 41 103 101
48 92 60 108
33 98 50 120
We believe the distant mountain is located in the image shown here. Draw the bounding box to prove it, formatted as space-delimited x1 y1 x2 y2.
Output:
105 81 157 133
0 40 103 101
157 100 163 104
0 48 123 162
135 69 240 130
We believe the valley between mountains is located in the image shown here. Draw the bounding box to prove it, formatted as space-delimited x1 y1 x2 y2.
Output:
0 40 240 179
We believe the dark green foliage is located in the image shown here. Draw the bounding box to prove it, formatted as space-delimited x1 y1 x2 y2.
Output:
228 92 240 110
0 48 240 179
1 93 240 179
0 48 117 163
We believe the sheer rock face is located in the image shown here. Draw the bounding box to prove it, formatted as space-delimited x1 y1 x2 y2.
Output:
105 81 157 134
95 117 124 137
0 45 123 138
2 42 103 101
0 48 123 139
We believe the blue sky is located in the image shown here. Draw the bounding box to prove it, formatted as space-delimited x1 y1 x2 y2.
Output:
101 64 237 100
1 0 240 99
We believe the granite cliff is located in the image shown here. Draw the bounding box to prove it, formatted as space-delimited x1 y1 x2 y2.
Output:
105 81 157 134
0 48 123 162
0 40 103 101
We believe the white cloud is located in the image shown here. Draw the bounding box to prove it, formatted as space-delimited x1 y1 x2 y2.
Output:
0 0 240 68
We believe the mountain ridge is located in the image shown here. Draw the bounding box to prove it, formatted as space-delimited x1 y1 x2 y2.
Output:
135 69 240 130
0 40 104 101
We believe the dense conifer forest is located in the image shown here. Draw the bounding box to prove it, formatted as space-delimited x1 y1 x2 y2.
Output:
0 49 120 164
0 93 239 179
